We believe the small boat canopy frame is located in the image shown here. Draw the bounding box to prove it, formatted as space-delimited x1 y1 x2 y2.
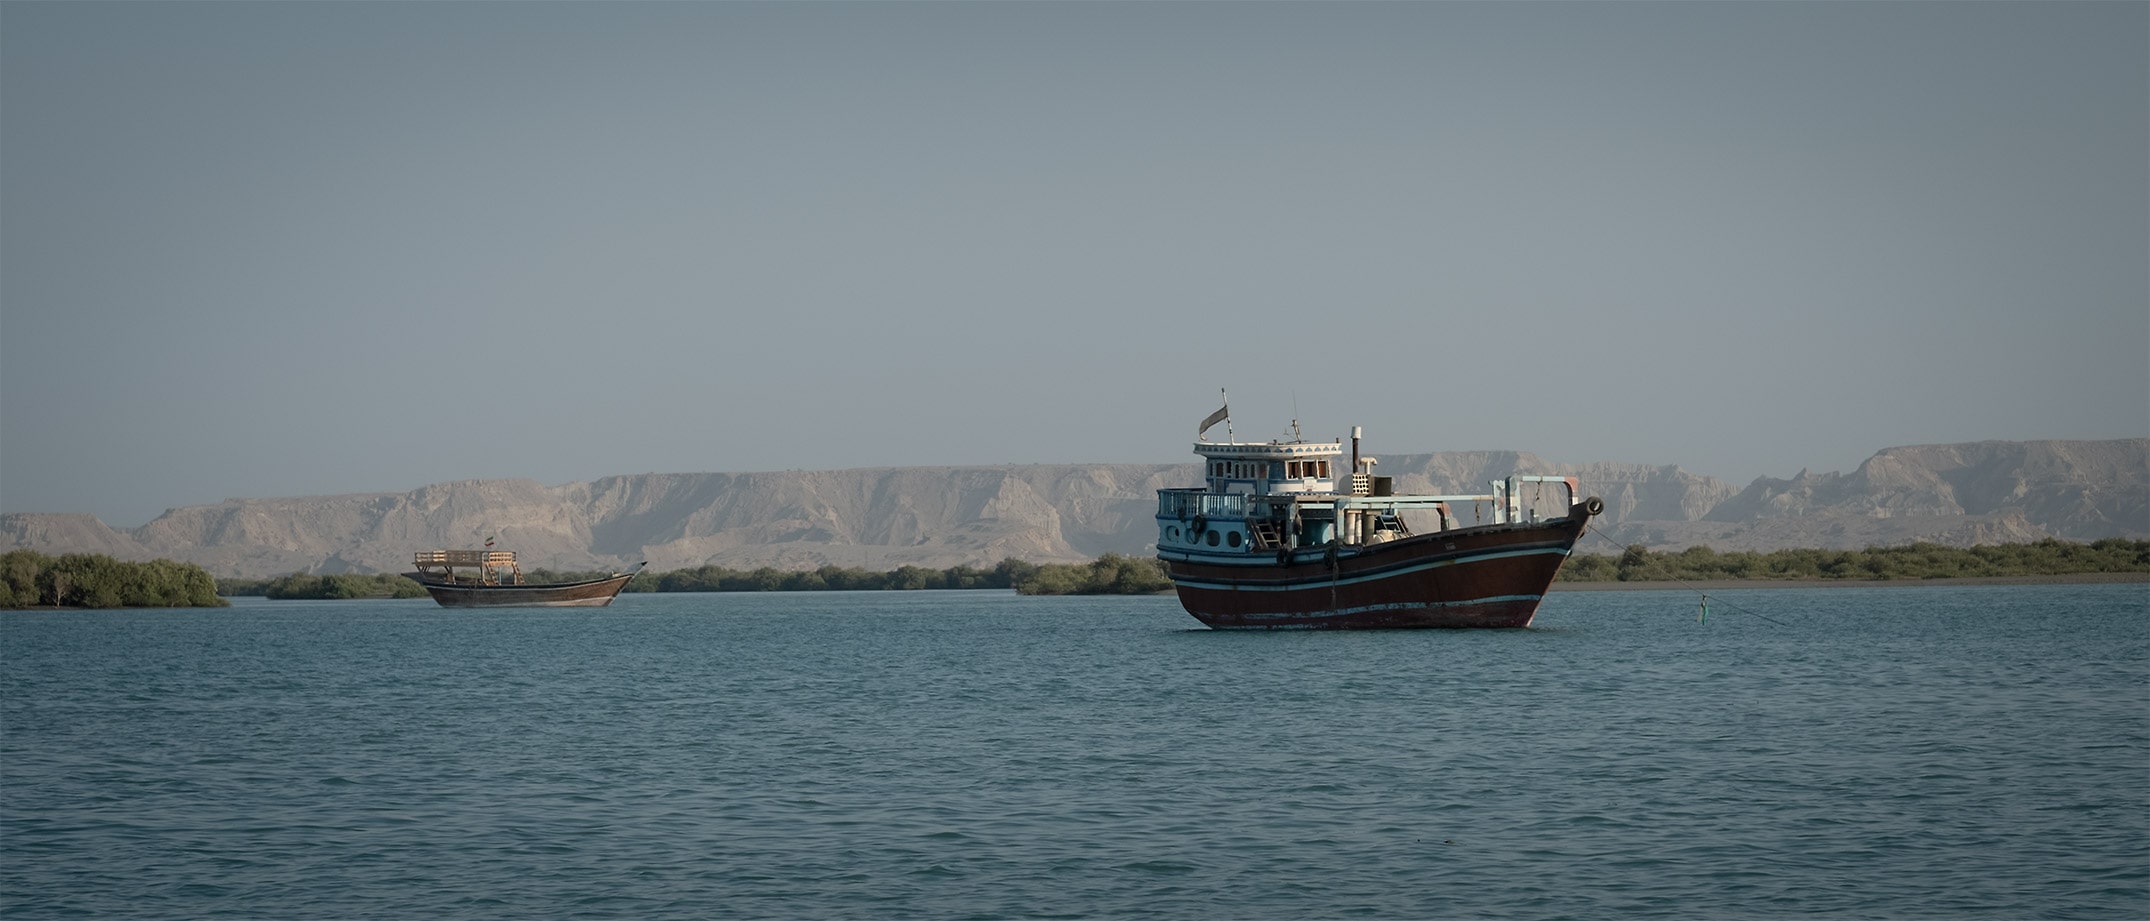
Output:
412 550 523 585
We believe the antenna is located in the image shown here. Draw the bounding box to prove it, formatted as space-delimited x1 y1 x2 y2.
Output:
1290 391 1302 443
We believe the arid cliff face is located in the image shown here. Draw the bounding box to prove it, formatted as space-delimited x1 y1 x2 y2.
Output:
4 440 2142 578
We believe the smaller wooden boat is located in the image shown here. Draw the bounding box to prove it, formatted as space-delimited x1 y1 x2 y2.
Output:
407 550 643 608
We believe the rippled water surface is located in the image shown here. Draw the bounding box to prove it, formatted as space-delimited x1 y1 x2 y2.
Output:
5 585 2146 919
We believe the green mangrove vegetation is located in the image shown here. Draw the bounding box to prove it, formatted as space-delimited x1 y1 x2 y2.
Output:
1557 538 2150 583
0 550 226 608
21 540 2140 608
215 555 1177 599
592 540 2147 594
622 555 1172 596
1007 554 1175 596
628 560 1025 593
231 573 433 600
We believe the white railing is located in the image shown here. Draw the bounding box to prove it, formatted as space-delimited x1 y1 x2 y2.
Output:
1156 489 1250 520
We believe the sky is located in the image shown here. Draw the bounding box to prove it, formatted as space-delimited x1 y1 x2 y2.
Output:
3 2 2145 528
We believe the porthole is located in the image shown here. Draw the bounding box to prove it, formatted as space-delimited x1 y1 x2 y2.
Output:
1166 526 1180 541
1226 531 1242 548
1205 530 1220 547
1187 529 1201 544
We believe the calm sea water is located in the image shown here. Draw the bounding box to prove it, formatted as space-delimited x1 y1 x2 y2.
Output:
4 585 2145 920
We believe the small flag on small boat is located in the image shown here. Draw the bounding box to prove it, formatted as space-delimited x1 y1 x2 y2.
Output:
1198 402 1230 439
485 534 496 548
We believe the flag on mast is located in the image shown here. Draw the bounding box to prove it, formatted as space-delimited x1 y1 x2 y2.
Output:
484 534 496 549
1197 393 1230 440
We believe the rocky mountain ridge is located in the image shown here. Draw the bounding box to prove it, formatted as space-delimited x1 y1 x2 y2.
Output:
3 439 2142 579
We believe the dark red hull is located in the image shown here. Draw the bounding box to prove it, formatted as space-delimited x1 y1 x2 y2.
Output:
407 572 634 608
1162 516 1587 629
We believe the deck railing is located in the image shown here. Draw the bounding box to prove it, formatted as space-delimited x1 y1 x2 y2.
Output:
1156 489 1250 520
1160 474 1583 527
413 550 517 566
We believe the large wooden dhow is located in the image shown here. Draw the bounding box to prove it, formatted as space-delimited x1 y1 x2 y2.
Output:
407 550 642 608
1156 407 1601 629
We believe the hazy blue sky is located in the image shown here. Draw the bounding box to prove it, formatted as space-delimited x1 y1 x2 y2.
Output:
4 2 2144 527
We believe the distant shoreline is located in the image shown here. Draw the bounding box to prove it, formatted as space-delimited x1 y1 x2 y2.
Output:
1551 572 2150 592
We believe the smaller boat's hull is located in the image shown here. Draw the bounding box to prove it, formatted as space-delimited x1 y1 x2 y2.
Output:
408 572 634 608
